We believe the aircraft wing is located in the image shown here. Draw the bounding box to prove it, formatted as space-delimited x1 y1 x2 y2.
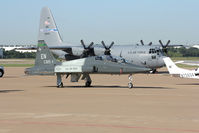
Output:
167 45 183 47
16 45 71 50
175 60 199 66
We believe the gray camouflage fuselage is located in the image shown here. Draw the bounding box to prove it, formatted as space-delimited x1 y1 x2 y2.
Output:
52 44 165 69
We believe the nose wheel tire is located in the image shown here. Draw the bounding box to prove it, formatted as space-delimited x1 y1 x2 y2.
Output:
57 82 63 88
128 74 133 89
128 83 133 89
85 81 91 87
150 69 157 74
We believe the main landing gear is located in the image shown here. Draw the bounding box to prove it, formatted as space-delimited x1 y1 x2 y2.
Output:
150 69 157 74
56 73 92 88
128 74 133 89
85 81 92 87
82 73 92 87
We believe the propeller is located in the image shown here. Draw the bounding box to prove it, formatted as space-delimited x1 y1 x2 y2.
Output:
80 40 95 57
140 40 144 45
101 41 114 55
140 40 152 46
159 40 170 54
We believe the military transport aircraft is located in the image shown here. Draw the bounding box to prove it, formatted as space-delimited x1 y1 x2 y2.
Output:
25 40 151 88
163 57 199 79
19 7 172 73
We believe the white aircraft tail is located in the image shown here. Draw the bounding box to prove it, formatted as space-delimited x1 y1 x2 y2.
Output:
163 57 194 74
163 57 182 74
38 7 63 46
163 57 199 79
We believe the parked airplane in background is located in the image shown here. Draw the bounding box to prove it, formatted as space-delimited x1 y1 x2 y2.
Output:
163 57 199 79
19 7 173 73
175 60 199 66
0 45 36 52
25 40 151 88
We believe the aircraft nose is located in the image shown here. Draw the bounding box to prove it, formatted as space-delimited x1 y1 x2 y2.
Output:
159 56 166 67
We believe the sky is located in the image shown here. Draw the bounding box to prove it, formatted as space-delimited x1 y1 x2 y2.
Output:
0 0 199 45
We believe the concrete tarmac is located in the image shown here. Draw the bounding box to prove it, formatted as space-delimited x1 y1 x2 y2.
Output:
0 67 199 133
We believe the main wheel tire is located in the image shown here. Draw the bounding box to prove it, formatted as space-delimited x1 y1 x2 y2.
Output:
0 70 4 78
150 69 157 74
57 82 63 88
128 83 133 89
85 81 91 87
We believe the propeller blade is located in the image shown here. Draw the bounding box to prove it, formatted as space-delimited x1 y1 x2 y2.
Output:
109 41 114 49
166 40 170 47
101 41 107 49
148 42 152 46
80 40 86 49
140 40 144 45
88 42 94 48
159 40 164 47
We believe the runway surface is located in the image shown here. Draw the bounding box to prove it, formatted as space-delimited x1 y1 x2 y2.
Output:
0 67 199 133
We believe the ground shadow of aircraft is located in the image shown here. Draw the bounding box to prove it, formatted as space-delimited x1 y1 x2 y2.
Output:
177 83 199 86
44 85 172 89
0 90 24 93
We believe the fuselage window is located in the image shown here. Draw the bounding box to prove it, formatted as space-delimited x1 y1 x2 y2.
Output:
149 49 152 54
149 49 157 54
152 55 156 59
152 49 156 54
156 50 160 55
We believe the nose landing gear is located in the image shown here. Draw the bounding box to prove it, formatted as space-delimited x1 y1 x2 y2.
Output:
128 74 133 89
150 69 157 74
57 73 63 88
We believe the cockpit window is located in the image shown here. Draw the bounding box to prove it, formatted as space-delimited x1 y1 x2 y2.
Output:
95 55 128 64
149 49 156 54
149 48 160 54
149 50 151 54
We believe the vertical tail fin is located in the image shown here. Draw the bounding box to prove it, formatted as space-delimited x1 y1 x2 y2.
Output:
163 57 188 74
25 40 60 75
38 7 63 46
35 40 58 67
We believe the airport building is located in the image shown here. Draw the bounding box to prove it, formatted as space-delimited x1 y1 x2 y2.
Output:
0 44 36 53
